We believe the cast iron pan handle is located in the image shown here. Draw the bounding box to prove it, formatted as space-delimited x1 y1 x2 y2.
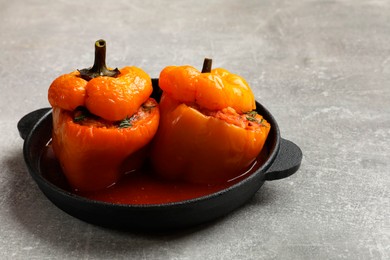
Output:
17 108 52 140
264 138 302 181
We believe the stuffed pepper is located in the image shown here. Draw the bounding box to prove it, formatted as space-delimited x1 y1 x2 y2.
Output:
48 40 159 191
151 58 270 184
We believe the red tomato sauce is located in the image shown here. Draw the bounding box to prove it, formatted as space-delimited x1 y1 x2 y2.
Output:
39 145 268 205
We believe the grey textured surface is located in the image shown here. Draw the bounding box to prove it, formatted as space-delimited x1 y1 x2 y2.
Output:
1 0 389 259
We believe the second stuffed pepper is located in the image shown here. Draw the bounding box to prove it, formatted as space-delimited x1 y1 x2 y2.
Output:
151 59 270 184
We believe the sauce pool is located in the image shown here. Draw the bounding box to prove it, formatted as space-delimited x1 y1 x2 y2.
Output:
39 145 268 205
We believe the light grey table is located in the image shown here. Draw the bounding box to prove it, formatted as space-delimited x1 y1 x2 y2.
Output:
1 0 389 259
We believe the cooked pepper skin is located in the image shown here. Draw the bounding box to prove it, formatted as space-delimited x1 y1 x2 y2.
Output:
48 71 87 111
52 99 159 191
158 66 256 113
48 66 158 191
85 66 152 121
151 66 270 184
49 67 152 121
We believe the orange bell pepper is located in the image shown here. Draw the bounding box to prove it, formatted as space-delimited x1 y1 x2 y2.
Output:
151 59 270 184
48 40 159 191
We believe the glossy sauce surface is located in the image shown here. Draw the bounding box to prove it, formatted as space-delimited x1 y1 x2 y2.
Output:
39 145 268 205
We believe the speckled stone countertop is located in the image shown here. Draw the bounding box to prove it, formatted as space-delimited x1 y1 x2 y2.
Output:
1 0 389 259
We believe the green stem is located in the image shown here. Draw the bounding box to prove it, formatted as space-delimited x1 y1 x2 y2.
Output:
201 58 212 73
78 39 120 81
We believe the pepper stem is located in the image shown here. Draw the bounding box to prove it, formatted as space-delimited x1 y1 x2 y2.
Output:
78 39 120 81
201 58 212 73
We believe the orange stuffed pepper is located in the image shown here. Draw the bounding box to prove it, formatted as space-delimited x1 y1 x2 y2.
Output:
151 59 270 184
48 40 159 191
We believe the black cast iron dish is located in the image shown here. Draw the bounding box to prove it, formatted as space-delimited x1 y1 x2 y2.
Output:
18 79 302 231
